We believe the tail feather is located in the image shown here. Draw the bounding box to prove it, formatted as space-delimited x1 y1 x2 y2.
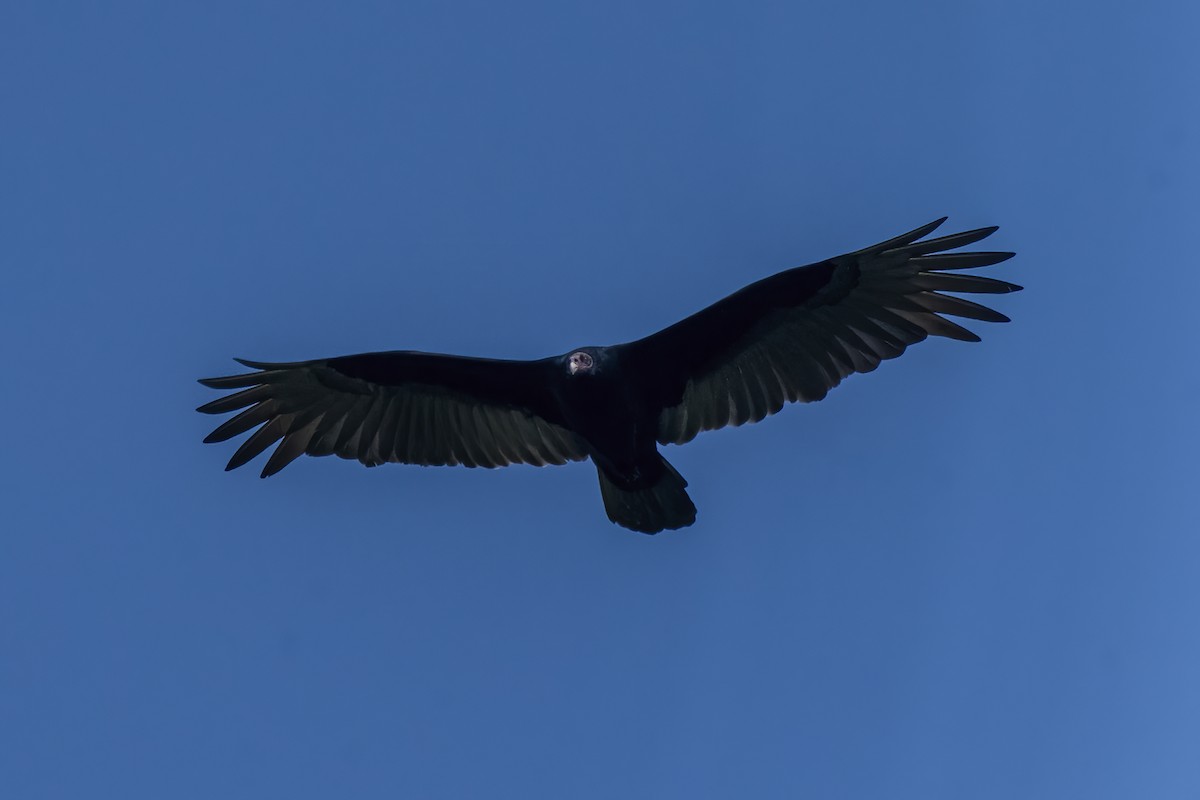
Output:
597 457 697 534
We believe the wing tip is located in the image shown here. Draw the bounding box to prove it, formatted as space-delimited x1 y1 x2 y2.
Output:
198 360 274 389
910 216 949 241
196 399 224 414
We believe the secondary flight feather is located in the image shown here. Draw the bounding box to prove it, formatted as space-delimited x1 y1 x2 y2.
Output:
198 218 1020 533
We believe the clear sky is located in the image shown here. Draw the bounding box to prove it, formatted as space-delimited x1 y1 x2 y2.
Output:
3 1 1198 797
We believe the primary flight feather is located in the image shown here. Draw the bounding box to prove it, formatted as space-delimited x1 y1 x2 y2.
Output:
198 218 1020 533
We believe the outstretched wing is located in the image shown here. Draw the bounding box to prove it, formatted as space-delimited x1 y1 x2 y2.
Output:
621 218 1021 445
197 352 588 476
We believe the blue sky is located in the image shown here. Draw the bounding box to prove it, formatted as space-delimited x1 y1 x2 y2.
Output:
2 1 1198 797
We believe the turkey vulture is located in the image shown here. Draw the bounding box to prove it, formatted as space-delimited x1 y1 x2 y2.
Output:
198 218 1019 533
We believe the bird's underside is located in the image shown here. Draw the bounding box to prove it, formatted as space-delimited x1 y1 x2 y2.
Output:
198 217 1020 534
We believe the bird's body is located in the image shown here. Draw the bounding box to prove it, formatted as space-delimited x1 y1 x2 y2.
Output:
556 348 654 484
199 218 1021 533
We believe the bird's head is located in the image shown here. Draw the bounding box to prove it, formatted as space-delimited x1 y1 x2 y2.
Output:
566 349 599 376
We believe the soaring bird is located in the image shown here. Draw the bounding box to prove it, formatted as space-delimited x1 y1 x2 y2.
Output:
198 218 1019 533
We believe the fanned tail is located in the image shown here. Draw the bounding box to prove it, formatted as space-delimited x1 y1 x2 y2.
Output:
596 456 696 534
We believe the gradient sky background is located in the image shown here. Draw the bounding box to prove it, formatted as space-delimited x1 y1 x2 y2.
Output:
3 1 1198 797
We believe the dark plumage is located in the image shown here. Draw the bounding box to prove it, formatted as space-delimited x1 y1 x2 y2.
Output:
198 218 1020 533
